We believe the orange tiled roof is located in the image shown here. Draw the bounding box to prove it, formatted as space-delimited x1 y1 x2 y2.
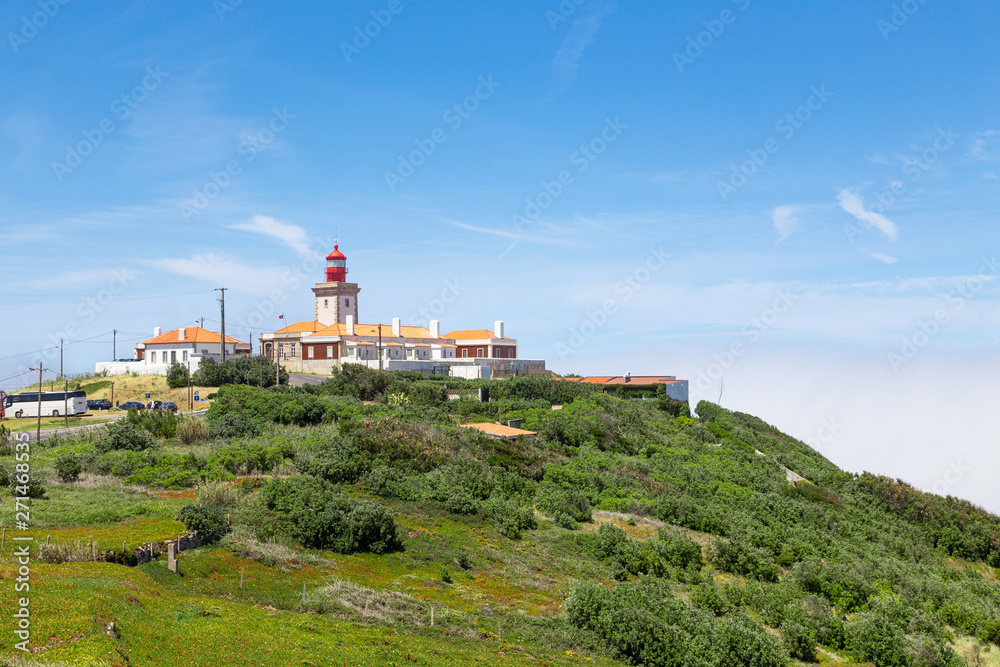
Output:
143 326 244 346
460 423 537 438
567 376 680 386
444 329 510 341
274 321 325 334
310 323 435 338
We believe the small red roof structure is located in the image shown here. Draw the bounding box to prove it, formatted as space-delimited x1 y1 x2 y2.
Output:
460 422 537 440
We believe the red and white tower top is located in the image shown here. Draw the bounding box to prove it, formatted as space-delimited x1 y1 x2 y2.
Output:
325 244 348 282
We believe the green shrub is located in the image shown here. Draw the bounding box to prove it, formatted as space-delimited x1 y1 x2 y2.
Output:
210 412 261 439
365 466 414 499
99 421 156 452
440 567 453 584
554 511 577 530
166 362 189 389
54 452 82 482
690 584 729 616
7 469 45 498
717 614 790 667
483 497 536 540
535 482 593 523
175 503 229 543
781 620 817 662
598 524 628 559
845 613 909 667
321 364 393 400
296 440 368 484
210 441 294 476
445 489 481 516
711 537 778 582
262 477 402 554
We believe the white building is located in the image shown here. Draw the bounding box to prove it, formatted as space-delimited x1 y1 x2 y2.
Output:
259 243 545 379
96 326 251 377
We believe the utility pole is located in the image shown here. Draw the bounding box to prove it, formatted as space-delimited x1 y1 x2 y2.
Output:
63 376 68 428
216 288 228 364
113 329 116 361
200 317 204 329
187 361 193 411
29 364 42 443
60 338 63 381
378 324 383 371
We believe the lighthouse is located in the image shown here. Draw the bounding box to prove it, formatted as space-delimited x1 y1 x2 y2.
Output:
325 244 348 282
313 243 361 326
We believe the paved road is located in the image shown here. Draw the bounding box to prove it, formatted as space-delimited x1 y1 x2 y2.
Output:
289 374 328 387
7 409 208 444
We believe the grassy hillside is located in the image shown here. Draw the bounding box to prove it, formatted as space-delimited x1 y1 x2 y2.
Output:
1 370 998 666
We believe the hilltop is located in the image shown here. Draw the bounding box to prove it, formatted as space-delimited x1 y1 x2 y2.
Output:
1 369 998 666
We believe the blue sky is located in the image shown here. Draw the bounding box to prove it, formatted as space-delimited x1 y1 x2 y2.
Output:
2 1 999 508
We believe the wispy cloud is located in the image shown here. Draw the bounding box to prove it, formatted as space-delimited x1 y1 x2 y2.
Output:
772 205 801 242
547 1 617 100
870 252 899 265
837 188 900 241
147 254 285 295
228 215 313 256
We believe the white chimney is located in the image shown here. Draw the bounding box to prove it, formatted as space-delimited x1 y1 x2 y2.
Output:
178 328 186 341
429 319 440 339
154 327 162 337
392 317 401 337
494 320 504 339
346 314 355 335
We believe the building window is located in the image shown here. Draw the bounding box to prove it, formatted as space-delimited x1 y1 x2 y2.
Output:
308 347 315 359
290 344 297 358
494 348 500 358
150 352 157 363
202 349 208 354
346 299 350 307
509 349 515 358
327 346 334 357
477 348 484 358
183 351 188 362
462 349 468 358
324 299 328 307
348 347 355 357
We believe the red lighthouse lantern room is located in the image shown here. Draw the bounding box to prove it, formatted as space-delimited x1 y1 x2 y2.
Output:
325 244 348 282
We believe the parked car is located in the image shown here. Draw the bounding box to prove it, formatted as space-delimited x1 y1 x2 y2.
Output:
86 398 112 411
119 401 145 410
161 401 178 413
146 400 163 410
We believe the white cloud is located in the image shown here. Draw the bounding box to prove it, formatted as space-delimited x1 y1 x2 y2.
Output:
772 205 801 242
547 1 616 100
228 215 314 256
147 254 285 295
870 252 899 265
837 188 900 241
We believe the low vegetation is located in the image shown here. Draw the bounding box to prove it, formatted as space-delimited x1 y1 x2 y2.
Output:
1 368 998 667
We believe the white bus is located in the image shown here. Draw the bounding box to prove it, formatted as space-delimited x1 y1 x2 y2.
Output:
2 391 88 418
